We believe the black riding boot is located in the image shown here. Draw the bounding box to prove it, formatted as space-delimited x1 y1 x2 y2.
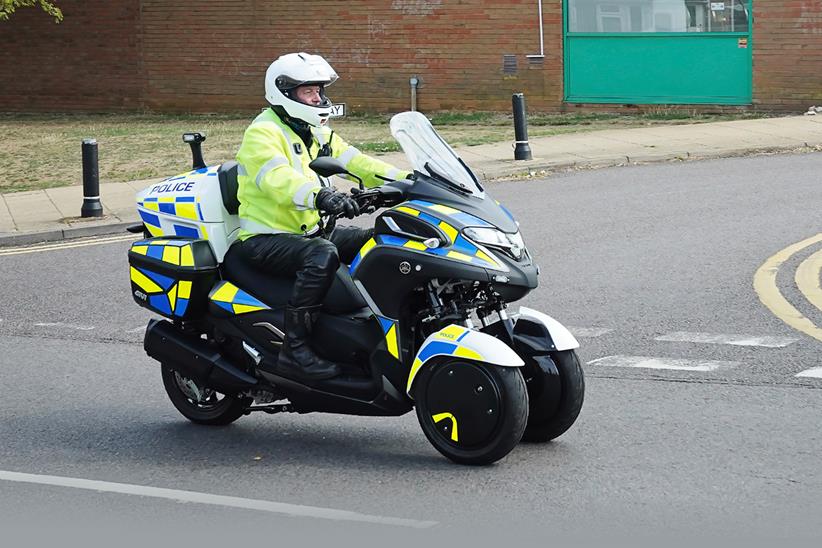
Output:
276 305 341 380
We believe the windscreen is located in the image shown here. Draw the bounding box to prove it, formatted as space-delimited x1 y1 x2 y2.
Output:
389 111 484 198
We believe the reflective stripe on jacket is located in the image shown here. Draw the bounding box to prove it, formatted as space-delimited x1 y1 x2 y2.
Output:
235 108 408 240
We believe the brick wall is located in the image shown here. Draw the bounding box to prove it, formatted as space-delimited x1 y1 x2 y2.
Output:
0 0 562 113
1 1 820 113
0 0 142 110
753 0 822 110
137 0 564 113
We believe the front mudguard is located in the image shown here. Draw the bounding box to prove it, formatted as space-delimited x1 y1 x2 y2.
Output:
515 306 579 352
406 324 524 398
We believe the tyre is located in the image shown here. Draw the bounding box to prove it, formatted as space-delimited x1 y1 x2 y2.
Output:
521 349 584 443
160 364 251 426
414 359 528 465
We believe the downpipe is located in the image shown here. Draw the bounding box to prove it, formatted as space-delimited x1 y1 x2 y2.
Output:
144 319 258 393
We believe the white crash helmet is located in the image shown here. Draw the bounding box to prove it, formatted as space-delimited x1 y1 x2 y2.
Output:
265 52 339 127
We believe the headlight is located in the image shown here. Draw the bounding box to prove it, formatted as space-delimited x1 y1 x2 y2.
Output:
463 227 526 260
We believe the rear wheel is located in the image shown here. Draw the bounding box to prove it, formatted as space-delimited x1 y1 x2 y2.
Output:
160 364 251 425
521 350 584 443
414 359 528 465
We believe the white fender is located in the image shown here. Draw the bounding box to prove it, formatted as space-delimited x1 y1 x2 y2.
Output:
406 324 523 397
517 306 580 351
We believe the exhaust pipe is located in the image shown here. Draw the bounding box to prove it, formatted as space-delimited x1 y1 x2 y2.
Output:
144 319 258 393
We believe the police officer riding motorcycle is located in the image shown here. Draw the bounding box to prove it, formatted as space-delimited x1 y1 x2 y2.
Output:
231 52 409 382
127 53 585 465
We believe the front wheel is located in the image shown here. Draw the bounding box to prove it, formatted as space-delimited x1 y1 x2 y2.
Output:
161 365 252 426
521 350 585 443
414 359 528 465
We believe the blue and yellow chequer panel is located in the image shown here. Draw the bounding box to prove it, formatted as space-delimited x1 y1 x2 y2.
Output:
209 281 270 315
129 265 193 317
349 202 503 275
389 201 502 269
406 199 493 229
131 239 197 267
392 204 460 245
139 196 205 222
374 234 501 270
348 237 377 275
377 316 400 361
406 325 478 394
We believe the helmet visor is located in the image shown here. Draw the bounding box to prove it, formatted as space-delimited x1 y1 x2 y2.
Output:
286 83 332 108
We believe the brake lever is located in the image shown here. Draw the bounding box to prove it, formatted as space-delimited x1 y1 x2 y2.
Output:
351 188 379 205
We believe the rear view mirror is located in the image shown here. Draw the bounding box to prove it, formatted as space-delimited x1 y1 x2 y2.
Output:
309 157 349 178
309 157 363 190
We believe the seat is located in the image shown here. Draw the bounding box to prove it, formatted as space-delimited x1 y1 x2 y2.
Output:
217 161 240 215
220 244 368 314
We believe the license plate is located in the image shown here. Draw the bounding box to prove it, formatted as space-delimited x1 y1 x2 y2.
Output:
330 103 346 118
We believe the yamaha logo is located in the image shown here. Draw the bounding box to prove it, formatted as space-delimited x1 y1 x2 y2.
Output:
399 261 411 275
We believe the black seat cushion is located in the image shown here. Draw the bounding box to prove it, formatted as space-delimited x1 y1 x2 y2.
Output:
221 244 368 314
218 161 240 215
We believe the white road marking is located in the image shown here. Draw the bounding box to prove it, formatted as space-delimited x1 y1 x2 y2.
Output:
126 326 147 333
654 331 799 348
587 355 740 372
33 322 95 331
568 327 613 338
795 367 822 379
0 470 438 529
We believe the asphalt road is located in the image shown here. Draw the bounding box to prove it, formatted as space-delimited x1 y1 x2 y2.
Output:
1 152 820 545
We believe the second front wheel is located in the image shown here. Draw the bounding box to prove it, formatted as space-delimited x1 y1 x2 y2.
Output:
521 349 585 442
414 359 528 465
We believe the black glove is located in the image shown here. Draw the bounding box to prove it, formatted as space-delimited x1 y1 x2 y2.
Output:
405 172 416 181
315 187 360 219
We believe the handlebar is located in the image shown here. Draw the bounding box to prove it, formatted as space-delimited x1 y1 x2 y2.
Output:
321 179 410 225
351 180 408 212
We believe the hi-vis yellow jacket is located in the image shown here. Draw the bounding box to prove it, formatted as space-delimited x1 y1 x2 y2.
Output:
236 108 408 240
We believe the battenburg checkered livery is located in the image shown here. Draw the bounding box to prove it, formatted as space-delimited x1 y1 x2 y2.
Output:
128 238 218 319
129 112 585 466
136 166 240 261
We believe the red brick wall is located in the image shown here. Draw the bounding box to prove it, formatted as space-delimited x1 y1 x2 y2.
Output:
753 0 822 110
0 0 562 113
0 0 142 110
137 0 564 113
1 1 820 113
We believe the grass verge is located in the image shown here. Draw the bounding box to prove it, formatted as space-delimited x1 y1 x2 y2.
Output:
0 109 769 192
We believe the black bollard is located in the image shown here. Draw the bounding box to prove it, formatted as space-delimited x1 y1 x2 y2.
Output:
81 139 103 218
512 93 532 161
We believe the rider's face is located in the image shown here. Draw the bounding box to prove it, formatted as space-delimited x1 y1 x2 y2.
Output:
294 85 323 106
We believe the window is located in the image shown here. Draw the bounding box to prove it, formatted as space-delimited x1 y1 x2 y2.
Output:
568 0 749 33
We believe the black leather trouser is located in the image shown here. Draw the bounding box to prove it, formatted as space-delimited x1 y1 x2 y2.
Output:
232 226 373 308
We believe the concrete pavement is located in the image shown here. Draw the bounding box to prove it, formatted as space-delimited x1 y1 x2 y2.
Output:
2 114 821 247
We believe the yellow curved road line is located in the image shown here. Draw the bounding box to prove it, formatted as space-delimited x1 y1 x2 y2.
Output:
753 233 822 343
795 248 822 311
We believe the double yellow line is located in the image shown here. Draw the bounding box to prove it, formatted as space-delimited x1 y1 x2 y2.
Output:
754 233 822 342
0 233 139 257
